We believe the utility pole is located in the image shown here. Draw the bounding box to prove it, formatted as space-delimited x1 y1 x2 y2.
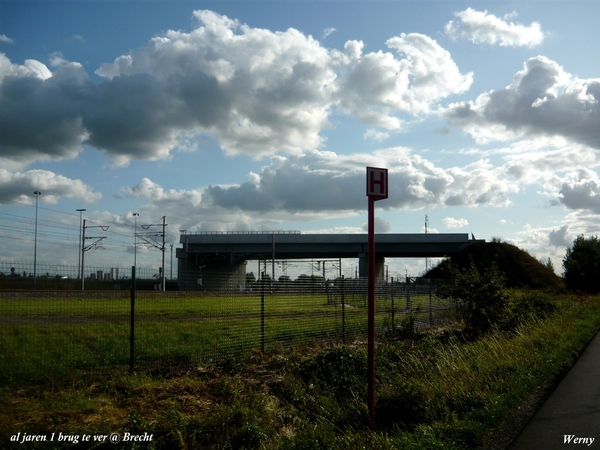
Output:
162 216 166 290
33 191 41 288
139 216 167 291
170 244 174 280
76 209 86 279
81 219 109 290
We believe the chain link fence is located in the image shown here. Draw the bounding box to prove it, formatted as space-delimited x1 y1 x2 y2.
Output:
0 263 455 384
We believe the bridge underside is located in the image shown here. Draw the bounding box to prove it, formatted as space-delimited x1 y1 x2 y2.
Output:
177 233 480 290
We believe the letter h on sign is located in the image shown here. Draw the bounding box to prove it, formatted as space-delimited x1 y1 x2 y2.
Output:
366 167 388 200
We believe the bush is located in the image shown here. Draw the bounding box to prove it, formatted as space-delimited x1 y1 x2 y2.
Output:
563 235 600 293
500 292 556 331
298 346 366 400
439 261 508 335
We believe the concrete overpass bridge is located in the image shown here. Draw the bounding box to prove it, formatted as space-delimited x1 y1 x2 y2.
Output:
176 231 482 290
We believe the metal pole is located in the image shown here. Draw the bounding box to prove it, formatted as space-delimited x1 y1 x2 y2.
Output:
368 196 376 432
133 213 139 269
261 272 265 352
130 265 136 372
81 219 86 290
76 209 85 279
341 275 346 344
33 191 41 288
170 244 173 280
391 277 395 334
161 216 166 291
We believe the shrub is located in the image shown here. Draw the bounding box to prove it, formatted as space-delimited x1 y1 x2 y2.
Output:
439 260 508 335
298 346 366 400
500 292 556 331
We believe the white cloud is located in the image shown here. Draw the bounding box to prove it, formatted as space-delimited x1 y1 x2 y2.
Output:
442 217 469 228
364 129 390 142
337 33 472 125
555 169 600 213
203 147 519 215
0 169 101 205
445 8 544 47
0 10 472 167
123 178 203 207
0 34 14 44
444 56 600 150
322 27 336 39
362 217 391 233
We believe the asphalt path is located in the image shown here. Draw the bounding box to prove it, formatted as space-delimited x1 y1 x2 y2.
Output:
508 329 600 449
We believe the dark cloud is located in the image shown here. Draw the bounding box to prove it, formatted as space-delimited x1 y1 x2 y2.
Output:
548 225 570 247
0 64 90 163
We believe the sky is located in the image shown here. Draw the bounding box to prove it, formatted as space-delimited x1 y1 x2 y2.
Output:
1 0 600 280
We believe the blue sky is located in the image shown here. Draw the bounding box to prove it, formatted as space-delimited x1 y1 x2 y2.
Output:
2 0 600 279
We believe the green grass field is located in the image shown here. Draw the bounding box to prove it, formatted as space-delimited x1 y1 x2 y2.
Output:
0 290 452 384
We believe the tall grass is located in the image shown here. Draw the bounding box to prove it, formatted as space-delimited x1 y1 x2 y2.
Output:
1 296 599 449
0 289 452 384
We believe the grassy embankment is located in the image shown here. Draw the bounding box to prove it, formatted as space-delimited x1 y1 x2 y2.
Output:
1 293 599 449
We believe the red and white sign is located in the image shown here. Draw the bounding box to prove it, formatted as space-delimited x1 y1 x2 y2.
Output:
366 167 388 200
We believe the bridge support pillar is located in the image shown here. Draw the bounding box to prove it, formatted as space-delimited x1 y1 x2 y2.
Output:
358 254 384 280
177 256 247 291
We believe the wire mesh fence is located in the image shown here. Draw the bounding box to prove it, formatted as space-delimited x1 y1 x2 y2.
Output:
0 265 456 384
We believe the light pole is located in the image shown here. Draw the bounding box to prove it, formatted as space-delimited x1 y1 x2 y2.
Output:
33 191 41 288
133 213 139 268
76 209 86 279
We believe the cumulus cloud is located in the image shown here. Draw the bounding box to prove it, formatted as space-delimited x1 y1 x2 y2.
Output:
0 169 101 205
337 33 472 125
118 141 600 236
442 217 469 228
445 8 544 47
123 177 203 207
548 225 570 247
0 10 472 167
362 217 391 233
444 56 600 150
555 169 600 213
205 148 518 214
0 34 14 44
0 55 89 165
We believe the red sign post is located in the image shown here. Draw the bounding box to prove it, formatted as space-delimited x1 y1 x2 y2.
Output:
366 167 388 431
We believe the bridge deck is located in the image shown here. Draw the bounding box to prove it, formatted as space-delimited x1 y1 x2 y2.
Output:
178 233 478 259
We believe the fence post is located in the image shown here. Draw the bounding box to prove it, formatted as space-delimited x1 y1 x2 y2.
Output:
391 277 395 334
130 266 136 372
341 275 345 344
261 272 265 353
429 284 433 326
